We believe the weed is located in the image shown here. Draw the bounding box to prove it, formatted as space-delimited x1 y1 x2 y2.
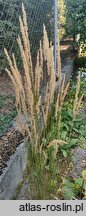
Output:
0 110 16 135
62 177 84 200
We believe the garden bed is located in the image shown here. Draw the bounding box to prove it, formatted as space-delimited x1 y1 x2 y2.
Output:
0 125 23 175
0 57 74 173
15 80 86 200
0 58 74 199
0 74 15 135
0 39 76 199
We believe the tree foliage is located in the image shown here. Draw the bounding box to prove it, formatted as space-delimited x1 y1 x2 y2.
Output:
58 0 66 40
0 0 21 51
0 0 54 72
65 0 86 43
0 0 22 71
24 0 54 52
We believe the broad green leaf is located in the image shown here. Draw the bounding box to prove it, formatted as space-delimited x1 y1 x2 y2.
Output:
74 178 83 187
69 139 78 148
61 149 68 158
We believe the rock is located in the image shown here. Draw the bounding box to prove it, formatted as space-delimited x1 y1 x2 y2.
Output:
70 147 86 178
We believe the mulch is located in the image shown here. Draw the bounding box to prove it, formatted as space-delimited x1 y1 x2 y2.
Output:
0 126 23 175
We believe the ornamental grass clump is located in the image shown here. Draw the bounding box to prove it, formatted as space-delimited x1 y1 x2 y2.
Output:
55 75 70 134
4 3 69 199
69 73 84 137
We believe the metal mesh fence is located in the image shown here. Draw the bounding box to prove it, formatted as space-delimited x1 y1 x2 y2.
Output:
0 0 54 72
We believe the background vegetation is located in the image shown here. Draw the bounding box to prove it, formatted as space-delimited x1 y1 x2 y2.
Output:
0 0 54 72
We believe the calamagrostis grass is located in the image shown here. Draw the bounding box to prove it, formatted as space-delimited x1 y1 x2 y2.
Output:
35 42 43 97
4 3 37 144
57 30 61 80
73 74 84 119
42 27 56 127
4 3 56 150
48 139 67 157
55 74 70 135
55 75 70 120
4 3 70 199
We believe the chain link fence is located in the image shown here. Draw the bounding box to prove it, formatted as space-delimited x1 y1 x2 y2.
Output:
0 0 54 72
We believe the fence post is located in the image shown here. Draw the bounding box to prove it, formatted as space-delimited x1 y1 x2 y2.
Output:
54 0 58 75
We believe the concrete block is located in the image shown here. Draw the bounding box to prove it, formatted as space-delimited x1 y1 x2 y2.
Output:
0 139 28 200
